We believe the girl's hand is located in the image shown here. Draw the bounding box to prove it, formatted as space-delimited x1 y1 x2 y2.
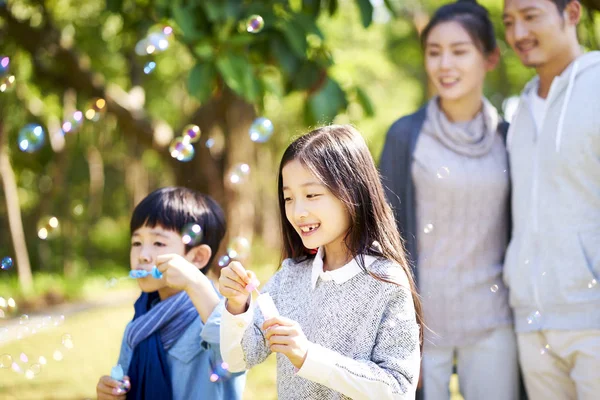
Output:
219 261 258 314
96 375 131 399
263 316 309 369
156 254 201 292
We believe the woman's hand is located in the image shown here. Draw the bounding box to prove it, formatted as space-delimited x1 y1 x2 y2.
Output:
263 316 310 369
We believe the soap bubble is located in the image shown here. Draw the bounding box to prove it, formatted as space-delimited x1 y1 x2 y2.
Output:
246 15 265 33
0 56 9 77
37 216 60 240
1 256 13 270
0 354 12 368
169 137 195 162
143 61 156 75
423 224 434 234
490 284 499 293
588 279 597 289
181 125 201 143
53 350 63 361
11 362 21 373
38 356 47 365
19 314 29 325
16 326 30 340
227 237 251 259
181 223 203 246
84 98 107 122
210 373 219 382
527 310 541 325
18 124 46 153
436 166 450 179
227 163 250 185
20 352 28 363
62 333 74 349
249 117 274 143
218 255 231 268
53 315 65 326
62 111 84 133
8 297 16 307
0 74 15 92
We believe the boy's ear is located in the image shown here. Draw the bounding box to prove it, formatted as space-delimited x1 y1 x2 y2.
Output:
186 244 212 270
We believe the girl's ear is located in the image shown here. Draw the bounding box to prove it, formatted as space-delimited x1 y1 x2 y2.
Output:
486 47 500 71
186 244 212 270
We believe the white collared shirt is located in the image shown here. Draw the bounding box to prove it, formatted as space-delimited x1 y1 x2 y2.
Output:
310 246 377 290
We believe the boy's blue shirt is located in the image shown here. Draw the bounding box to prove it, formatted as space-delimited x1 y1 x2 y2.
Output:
117 295 246 400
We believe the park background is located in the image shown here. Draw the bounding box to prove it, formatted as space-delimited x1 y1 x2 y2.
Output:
1 0 599 399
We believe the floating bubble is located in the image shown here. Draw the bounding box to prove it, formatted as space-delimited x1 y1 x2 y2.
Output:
540 343 551 355
205 138 215 148
53 315 65 326
52 350 63 361
490 284 499 293
0 56 9 76
11 362 21 373
436 166 450 179
227 163 250 185
18 124 46 153
527 310 541 325
38 356 47 365
20 352 28 363
41 316 53 327
221 362 229 370
16 326 30 340
588 279 597 289
84 98 107 122
181 125 201 143
8 297 16 307
0 74 15 92
135 38 151 56
62 110 84 133
227 237 251 259
181 223 203 246
37 216 60 240
62 333 74 349
423 224 434 234
0 297 5 307
143 61 156 75
246 15 265 33
1 256 13 270
209 373 219 382
25 369 35 379
19 314 29 325
249 117 274 143
0 354 12 368
106 277 118 288
218 255 231 268
169 137 195 162
71 201 85 218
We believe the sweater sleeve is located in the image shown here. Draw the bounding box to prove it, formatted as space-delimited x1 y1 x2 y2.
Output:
296 285 421 399
219 265 285 373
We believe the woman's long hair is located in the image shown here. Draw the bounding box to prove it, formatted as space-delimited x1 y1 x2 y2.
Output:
277 125 424 346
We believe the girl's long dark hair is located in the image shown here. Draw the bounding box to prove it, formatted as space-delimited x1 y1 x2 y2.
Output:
277 125 424 346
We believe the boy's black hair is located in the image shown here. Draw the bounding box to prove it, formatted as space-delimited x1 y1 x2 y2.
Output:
130 187 226 273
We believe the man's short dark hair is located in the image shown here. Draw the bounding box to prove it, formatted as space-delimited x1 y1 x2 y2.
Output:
130 187 226 272
549 0 579 13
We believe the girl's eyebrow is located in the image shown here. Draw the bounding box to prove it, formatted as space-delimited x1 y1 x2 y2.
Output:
282 182 323 191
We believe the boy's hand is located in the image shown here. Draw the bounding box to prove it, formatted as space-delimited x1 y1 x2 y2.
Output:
263 316 309 369
219 261 257 314
96 375 130 400
156 254 202 292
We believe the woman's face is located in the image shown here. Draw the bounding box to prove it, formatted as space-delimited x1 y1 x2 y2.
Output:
425 21 493 102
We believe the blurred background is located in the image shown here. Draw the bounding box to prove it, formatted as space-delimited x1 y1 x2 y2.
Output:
0 0 598 399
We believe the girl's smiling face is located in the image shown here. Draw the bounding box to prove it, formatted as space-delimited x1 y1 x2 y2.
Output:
281 159 351 255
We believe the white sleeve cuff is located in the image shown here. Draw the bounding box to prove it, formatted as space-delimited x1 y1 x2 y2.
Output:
219 297 255 372
296 342 338 385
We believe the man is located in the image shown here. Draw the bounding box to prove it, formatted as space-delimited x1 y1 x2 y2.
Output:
502 0 600 399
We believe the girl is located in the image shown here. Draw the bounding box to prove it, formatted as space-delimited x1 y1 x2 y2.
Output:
218 125 423 399
380 1 519 399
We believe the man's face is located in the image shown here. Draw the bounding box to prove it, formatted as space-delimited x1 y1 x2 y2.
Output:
503 0 575 68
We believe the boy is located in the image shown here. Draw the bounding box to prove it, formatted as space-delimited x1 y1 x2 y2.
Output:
502 1 600 398
96 187 245 400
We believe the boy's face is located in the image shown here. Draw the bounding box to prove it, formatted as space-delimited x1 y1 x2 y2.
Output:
130 224 189 294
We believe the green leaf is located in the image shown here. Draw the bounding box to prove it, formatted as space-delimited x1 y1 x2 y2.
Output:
383 0 398 17
105 0 123 13
302 0 321 17
327 0 338 15
187 63 216 103
216 53 260 103
291 61 323 91
271 35 301 78
355 86 375 117
171 4 203 40
306 77 348 124
294 13 324 39
279 19 308 58
355 0 374 28
193 40 215 61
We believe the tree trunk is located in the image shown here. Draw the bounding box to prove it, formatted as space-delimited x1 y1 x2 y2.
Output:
0 124 33 294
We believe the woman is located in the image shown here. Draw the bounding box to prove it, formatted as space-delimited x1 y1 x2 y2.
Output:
379 1 519 399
